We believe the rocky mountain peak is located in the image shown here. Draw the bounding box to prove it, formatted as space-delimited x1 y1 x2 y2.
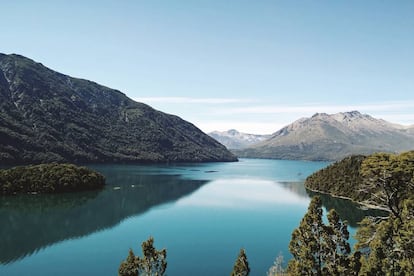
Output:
236 111 414 161
311 112 329 119
333 111 366 122
208 129 270 149
227 129 239 136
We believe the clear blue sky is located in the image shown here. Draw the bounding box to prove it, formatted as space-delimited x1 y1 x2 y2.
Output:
2 1 413 134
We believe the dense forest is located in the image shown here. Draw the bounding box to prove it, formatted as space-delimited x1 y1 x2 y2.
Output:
0 163 105 195
291 151 414 274
305 155 367 201
305 151 414 210
285 195 413 275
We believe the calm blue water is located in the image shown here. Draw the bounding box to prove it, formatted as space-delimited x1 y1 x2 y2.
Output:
0 159 379 275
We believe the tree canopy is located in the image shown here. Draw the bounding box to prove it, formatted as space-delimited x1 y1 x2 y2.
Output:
356 197 414 274
119 237 167 276
288 196 360 275
305 151 414 214
231 248 250 276
0 163 105 195
360 151 414 217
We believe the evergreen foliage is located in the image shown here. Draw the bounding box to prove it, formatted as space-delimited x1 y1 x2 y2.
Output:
0 163 105 195
231 248 250 276
360 151 414 217
305 155 366 201
119 249 139 276
119 237 167 276
305 151 414 275
287 197 359 275
357 197 414 275
305 151 414 211
288 197 325 275
322 210 353 275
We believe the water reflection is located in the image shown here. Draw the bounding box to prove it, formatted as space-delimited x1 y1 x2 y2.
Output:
270 182 387 227
1 160 383 276
278 181 310 198
306 190 388 227
0 172 207 264
177 179 310 208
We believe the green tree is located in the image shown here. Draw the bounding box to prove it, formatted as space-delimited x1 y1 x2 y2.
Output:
119 237 167 276
288 197 325 275
288 197 358 275
360 151 414 218
358 197 414 275
231 248 250 276
397 198 414 271
355 151 414 274
119 249 139 276
322 209 352 275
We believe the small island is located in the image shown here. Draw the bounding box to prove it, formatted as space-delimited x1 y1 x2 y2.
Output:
0 163 105 195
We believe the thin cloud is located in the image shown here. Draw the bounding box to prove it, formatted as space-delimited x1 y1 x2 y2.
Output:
132 98 414 133
221 101 414 115
196 120 282 135
134 97 255 104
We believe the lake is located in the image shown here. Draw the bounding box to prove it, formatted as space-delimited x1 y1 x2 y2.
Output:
0 159 382 275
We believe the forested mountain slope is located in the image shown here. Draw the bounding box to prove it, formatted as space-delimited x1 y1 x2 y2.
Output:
0 54 236 164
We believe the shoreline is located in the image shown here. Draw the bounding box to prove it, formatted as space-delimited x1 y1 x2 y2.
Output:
305 186 390 213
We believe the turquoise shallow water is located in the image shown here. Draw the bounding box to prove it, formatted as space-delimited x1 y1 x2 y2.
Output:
0 159 379 275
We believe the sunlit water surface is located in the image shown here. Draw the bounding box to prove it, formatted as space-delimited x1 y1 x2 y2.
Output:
0 159 381 275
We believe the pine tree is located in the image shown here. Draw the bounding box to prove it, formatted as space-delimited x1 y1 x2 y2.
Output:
119 237 167 276
119 249 139 276
288 196 325 275
231 248 250 276
360 151 414 218
139 237 167 276
288 197 358 275
397 198 414 272
322 209 352 275
359 198 414 275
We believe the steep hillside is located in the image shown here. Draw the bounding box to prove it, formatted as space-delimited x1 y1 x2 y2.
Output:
0 54 237 164
208 129 270 149
236 111 414 161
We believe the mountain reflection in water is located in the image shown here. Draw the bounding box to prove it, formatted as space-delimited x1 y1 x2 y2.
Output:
0 160 386 276
278 182 387 227
0 169 207 264
306 190 388 227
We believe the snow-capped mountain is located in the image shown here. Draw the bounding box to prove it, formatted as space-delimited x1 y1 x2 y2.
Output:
208 129 271 149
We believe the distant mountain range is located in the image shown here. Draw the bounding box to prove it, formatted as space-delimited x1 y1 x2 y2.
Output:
0 54 237 164
234 111 414 161
208 129 271 149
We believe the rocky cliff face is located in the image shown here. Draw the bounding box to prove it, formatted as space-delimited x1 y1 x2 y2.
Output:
0 54 237 164
236 111 414 161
